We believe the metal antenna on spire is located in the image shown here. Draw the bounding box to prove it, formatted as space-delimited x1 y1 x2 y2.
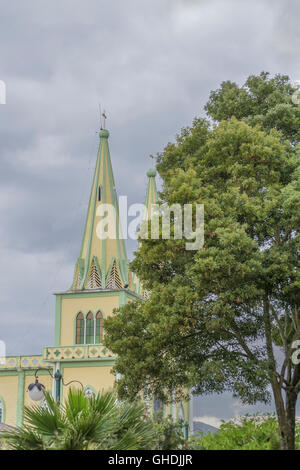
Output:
99 103 102 129
149 154 155 167
98 104 107 130
102 110 107 130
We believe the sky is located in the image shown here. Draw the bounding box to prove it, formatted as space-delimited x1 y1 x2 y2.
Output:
0 0 299 424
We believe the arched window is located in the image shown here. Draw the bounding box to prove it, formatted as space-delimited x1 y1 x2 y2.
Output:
0 398 4 423
76 312 84 344
96 311 103 343
98 185 102 202
86 312 94 344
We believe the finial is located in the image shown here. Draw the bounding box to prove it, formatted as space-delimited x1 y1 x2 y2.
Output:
149 154 154 168
147 154 156 177
99 104 108 130
98 104 109 137
102 110 107 130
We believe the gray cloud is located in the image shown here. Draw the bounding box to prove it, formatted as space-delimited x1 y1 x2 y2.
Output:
0 0 299 417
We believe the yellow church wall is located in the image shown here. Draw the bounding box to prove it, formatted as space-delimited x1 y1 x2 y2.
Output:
0 374 19 426
60 363 115 400
58 294 121 346
0 370 54 427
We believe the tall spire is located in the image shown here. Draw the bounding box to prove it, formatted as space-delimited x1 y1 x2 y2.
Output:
71 129 129 291
132 167 158 297
144 167 158 220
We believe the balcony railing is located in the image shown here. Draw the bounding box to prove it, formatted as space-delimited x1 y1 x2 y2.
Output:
0 355 48 370
43 345 115 362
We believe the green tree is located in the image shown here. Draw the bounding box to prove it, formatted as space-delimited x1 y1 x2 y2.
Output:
0 389 155 450
190 414 300 450
104 73 300 450
152 412 187 450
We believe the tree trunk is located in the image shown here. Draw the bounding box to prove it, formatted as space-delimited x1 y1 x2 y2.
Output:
273 386 297 450
264 299 298 450
284 390 297 450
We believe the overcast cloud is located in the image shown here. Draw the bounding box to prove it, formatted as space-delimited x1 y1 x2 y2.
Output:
0 0 299 420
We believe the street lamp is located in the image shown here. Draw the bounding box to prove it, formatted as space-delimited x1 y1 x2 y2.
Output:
28 378 45 401
27 368 84 403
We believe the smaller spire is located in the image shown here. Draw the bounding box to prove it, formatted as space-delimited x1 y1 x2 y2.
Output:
144 164 158 221
147 154 157 178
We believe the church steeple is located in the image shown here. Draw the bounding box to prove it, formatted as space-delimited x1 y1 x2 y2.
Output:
144 167 158 220
71 129 129 291
132 166 158 296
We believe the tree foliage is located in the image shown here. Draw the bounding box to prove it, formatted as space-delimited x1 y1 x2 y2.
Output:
0 389 155 450
104 72 300 449
152 412 187 450
190 414 300 450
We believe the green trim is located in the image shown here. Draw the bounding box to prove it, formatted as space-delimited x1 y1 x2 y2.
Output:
0 370 19 376
54 295 62 347
79 140 100 259
0 395 6 424
0 370 51 377
101 138 107 286
106 145 128 284
56 290 141 300
16 370 25 426
119 290 126 308
70 258 85 291
24 370 50 376
105 256 117 285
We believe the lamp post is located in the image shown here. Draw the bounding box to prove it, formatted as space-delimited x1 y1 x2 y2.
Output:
27 368 84 404
184 421 189 440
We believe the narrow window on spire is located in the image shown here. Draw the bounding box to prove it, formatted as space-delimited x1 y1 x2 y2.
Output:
96 311 103 343
86 312 95 344
98 185 102 202
76 312 84 344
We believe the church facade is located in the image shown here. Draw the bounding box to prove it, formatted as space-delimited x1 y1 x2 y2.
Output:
0 128 191 432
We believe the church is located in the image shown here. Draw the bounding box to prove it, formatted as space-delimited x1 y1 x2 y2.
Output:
0 126 191 433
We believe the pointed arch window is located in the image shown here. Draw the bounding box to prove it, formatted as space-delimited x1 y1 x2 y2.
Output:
98 185 102 202
96 311 103 343
75 311 104 345
76 312 84 344
86 312 94 344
